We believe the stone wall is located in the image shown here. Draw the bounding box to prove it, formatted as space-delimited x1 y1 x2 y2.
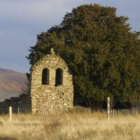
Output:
30 49 74 114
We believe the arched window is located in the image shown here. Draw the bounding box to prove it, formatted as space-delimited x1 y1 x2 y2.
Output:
42 68 49 85
55 68 63 86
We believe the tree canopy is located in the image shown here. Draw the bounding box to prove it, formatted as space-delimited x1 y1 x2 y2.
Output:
27 4 140 109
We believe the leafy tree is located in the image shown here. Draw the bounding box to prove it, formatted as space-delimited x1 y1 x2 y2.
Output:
27 4 140 109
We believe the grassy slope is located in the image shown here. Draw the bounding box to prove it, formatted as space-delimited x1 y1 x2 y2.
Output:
0 68 28 101
0 111 139 140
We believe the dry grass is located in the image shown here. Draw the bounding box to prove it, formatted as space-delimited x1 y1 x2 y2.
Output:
0 109 140 140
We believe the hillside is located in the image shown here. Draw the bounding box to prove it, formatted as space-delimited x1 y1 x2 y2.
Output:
0 68 29 102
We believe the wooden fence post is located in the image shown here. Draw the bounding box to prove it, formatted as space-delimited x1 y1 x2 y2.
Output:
9 106 12 121
18 108 20 114
107 97 111 120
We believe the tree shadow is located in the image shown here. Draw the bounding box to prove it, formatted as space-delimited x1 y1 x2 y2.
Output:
0 136 17 140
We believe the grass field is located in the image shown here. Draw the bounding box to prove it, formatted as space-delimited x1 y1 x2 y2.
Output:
0 108 139 140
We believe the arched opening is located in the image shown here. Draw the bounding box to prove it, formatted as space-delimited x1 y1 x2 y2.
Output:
55 68 63 86
42 68 49 85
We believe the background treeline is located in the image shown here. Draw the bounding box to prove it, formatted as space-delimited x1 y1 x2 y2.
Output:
27 4 140 110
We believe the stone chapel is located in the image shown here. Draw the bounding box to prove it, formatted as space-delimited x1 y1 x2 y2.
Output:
30 48 74 114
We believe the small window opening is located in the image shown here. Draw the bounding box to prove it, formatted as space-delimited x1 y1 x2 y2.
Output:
42 68 49 85
55 68 63 86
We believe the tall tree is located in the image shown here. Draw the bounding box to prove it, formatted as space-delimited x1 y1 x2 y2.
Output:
27 4 140 109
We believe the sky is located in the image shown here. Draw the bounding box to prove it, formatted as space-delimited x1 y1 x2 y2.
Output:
0 0 140 73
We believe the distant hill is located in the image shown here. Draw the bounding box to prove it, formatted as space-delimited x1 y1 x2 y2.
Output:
0 68 29 102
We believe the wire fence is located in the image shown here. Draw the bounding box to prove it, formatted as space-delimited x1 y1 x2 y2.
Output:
0 106 31 114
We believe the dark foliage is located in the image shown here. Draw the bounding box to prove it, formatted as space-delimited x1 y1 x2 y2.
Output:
27 4 140 109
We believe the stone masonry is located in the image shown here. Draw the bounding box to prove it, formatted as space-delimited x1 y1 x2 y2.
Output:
30 48 74 114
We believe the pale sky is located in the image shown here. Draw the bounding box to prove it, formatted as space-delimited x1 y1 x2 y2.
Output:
0 0 140 73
